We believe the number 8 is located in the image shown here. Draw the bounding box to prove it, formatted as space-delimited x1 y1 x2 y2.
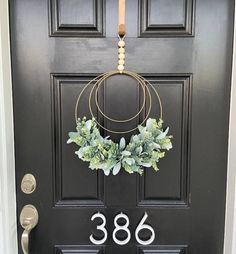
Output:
112 213 131 245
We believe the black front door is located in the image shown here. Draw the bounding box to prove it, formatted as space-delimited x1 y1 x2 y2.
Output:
10 0 234 253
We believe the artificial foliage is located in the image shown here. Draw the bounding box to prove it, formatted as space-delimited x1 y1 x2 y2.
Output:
67 117 173 176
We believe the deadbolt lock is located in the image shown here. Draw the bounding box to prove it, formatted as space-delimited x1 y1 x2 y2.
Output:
21 174 36 194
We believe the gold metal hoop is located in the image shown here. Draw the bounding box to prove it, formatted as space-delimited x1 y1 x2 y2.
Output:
74 71 117 122
88 72 152 134
74 70 163 134
94 71 147 123
131 71 163 119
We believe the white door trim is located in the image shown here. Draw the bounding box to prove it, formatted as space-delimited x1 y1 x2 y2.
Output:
0 0 18 253
223 5 236 253
0 0 236 253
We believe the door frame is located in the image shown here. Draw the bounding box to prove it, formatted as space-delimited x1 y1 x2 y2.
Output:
0 0 18 253
224 8 236 253
0 0 235 253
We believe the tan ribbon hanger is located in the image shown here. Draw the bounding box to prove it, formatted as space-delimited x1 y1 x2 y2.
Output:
118 0 126 36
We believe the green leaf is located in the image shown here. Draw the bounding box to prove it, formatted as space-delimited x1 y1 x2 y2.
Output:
157 118 163 128
153 143 161 149
138 125 145 133
113 161 121 175
123 163 134 174
68 132 79 140
104 169 110 176
132 135 139 143
135 146 143 154
140 162 152 167
123 157 135 165
157 127 169 140
119 137 126 150
161 142 173 150
86 120 92 130
121 150 131 156
75 148 83 158
67 138 73 144
152 161 159 171
146 118 155 130
158 152 165 158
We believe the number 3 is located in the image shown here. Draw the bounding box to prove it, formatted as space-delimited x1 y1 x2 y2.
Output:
89 212 108 245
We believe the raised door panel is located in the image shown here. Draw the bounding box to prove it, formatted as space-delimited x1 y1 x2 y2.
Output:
49 0 105 36
55 246 104 253
51 74 192 208
138 245 188 253
139 0 195 37
52 75 104 207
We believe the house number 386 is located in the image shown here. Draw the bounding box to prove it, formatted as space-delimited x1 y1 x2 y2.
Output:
90 212 155 246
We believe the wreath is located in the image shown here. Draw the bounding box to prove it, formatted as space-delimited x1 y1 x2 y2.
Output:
67 117 172 176
67 36 173 176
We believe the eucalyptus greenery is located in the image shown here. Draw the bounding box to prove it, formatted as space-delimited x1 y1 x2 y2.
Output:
67 117 173 176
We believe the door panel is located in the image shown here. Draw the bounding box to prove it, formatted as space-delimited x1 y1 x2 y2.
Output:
52 75 105 206
139 0 195 36
10 0 234 253
50 0 105 37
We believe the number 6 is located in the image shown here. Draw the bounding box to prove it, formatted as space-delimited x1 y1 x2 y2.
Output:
135 212 155 245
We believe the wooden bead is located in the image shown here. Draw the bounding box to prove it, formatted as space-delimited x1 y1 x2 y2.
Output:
118 53 125 59
118 65 124 71
118 48 125 54
118 41 125 47
118 59 125 65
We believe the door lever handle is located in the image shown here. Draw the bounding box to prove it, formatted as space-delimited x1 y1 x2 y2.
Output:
20 205 39 254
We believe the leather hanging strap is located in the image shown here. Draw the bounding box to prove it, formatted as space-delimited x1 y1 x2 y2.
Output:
118 0 126 36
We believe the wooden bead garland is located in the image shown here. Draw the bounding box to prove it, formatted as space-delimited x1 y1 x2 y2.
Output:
118 38 125 73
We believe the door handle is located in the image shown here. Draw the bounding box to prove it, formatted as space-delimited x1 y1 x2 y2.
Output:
20 205 39 254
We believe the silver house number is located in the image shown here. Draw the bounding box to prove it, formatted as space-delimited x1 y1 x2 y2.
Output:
90 212 155 246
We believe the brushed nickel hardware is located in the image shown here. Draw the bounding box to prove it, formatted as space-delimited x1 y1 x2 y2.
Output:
20 205 39 254
21 174 36 194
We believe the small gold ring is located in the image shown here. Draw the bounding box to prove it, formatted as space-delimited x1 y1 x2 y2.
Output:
93 71 147 123
88 71 152 134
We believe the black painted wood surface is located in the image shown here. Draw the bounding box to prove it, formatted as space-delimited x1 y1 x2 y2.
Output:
10 0 234 253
